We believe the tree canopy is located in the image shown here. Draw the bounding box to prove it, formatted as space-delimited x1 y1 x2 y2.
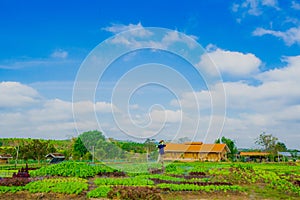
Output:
255 132 287 154
215 136 238 161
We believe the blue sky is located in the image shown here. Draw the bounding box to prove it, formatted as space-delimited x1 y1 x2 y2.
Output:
0 0 300 149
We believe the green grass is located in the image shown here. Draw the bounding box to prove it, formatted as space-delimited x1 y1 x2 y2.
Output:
0 169 18 178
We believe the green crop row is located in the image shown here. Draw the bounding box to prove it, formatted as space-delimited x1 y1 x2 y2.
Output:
0 186 24 193
157 183 244 192
30 161 114 178
87 186 112 198
94 177 154 186
24 177 88 194
0 177 88 195
137 174 186 181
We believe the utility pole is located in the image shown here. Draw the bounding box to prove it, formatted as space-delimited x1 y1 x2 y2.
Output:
15 145 19 168
92 146 95 164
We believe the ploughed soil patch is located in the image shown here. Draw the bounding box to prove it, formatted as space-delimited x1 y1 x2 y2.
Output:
150 178 232 186
0 191 87 200
160 191 253 200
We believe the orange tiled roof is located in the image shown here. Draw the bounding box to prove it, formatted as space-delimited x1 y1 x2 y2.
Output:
240 152 270 156
164 143 188 152
164 142 230 153
184 142 203 145
199 144 228 153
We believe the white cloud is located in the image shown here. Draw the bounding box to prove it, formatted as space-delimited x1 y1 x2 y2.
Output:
103 22 153 37
0 81 41 107
261 0 278 8
51 49 68 59
171 55 300 148
236 0 279 16
106 23 197 51
0 82 118 139
129 104 139 110
232 3 240 12
197 45 261 77
242 0 263 16
150 109 182 123
253 26 300 46
291 1 300 10
0 57 77 69
1 52 300 148
256 56 300 81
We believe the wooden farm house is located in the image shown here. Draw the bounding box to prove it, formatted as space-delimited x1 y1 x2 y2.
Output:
164 142 230 162
0 154 13 164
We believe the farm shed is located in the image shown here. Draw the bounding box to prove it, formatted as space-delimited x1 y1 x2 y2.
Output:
278 151 300 161
164 142 230 162
45 153 65 164
0 154 13 164
239 152 270 162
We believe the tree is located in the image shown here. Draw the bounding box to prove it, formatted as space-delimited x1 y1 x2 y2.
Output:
255 132 278 153
19 139 56 164
79 130 105 152
215 136 238 161
73 130 106 160
275 142 287 152
73 137 88 160
144 139 156 152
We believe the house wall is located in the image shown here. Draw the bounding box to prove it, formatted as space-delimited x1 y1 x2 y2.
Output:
199 153 222 161
165 151 228 162
164 152 183 160
0 159 8 164
164 148 228 162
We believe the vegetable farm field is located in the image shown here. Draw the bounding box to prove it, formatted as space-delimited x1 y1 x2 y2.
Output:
0 161 299 199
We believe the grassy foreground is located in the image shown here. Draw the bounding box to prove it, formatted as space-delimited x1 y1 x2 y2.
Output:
0 161 299 199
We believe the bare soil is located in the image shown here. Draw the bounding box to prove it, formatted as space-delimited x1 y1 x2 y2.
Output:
0 191 263 200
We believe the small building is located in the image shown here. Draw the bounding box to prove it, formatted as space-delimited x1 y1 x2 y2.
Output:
239 152 270 162
45 153 65 164
0 154 13 164
164 142 230 162
278 151 300 161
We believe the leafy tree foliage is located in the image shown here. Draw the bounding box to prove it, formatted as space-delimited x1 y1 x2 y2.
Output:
255 132 287 155
73 130 126 160
19 139 56 163
274 142 287 152
115 141 146 153
144 139 156 152
255 132 278 152
73 137 88 159
215 136 238 160
79 130 105 152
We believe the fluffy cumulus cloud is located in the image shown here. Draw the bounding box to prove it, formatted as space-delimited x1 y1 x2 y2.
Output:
1 54 300 148
0 82 41 107
0 82 117 139
197 45 261 77
175 55 300 148
150 109 182 123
